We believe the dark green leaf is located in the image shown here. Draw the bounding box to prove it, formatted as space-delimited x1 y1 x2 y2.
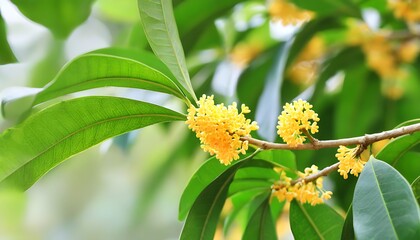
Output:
179 160 244 240
334 65 381 138
353 157 420 239
0 11 17 64
290 201 344 240
341 205 355 240
11 0 95 38
412 176 420 205
0 96 185 190
138 0 196 100
243 194 277 240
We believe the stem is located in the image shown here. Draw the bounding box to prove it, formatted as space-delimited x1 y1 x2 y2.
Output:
242 123 420 150
291 162 340 185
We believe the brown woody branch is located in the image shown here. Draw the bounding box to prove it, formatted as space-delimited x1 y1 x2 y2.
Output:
291 162 340 185
242 123 420 150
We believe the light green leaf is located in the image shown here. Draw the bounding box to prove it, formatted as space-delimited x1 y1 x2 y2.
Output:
353 157 420 239
0 11 17 64
376 132 420 166
243 194 277 240
10 0 95 38
0 96 185 190
138 0 197 101
35 48 188 104
290 201 344 240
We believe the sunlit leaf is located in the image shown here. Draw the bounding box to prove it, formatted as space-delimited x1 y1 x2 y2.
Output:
10 0 95 38
138 0 196 100
290 201 344 240
353 157 420 239
376 131 420 166
0 96 185 190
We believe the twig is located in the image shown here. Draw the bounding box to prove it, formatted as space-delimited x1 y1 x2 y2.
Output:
291 162 340 185
242 123 420 150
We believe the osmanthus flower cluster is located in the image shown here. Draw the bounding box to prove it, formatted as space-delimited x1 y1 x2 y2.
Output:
186 95 259 165
268 0 313 25
277 99 320 147
336 145 369 179
272 166 332 206
388 0 420 22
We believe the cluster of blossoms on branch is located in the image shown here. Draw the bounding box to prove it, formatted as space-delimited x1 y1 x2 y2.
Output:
272 166 332 206
186 96 369 205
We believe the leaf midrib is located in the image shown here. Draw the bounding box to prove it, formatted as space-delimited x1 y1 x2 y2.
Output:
298 202 325 240
371 161 399 239
2 113 184 182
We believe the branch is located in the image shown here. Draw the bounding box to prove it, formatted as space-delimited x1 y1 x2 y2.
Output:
242 123 420 150
291 162 340 185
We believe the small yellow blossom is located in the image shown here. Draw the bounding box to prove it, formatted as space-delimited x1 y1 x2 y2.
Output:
268 0 313 25
335 145 368 179
186 95 259 165
230 42 262 67
272 165 332 206
277 99 320 147
388 0 420 22
363 35 398 79
398 40 420 63
288 36 325 86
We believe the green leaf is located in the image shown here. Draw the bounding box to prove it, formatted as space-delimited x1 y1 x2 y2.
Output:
376 132 420 166
412 176 420 205
353 157 420 239
178 152 271 221
334 64 381 138
0 96 185 190
10 0 95 38
0 11 17 64
243 195 277 240
290 201 344 240
179 160 243 240
290 0 360 17
341 205 355 240
36 48 188 104
138 0 196 101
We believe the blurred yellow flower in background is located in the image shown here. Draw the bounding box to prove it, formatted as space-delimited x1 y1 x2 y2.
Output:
388 0 420 22
268 0 313 25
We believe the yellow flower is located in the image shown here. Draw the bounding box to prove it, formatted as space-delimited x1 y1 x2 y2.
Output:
277 99 320 147
335 145 368 179
272 165 332 206
388 0 420 22
268 0 313 25
186 95 259 165
398 40 420 63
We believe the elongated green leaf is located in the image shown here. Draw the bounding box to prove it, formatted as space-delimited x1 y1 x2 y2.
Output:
353 157 420 239
11 0 95 38
36 48 187 104
138 0 196 100
290 201 344 240
341 205 355 240
243 195 277 240
0 96 185 190
178 153 272 220
412 176 420 205
0 11 17 64
179 161 243 240
376 132 420 166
